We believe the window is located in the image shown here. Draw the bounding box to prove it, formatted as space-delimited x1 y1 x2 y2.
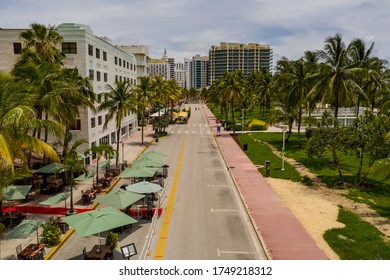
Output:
103 51 107 61
98 116 102 126
62 42 77 54
119 58 122 67
111 132 116 145
91 117 96 128
97 71 101 81
69 119 81 130
89 69 94 80
13 42 22 54
96 48 100 59
104 73 108 82
115 56 118 65
97 94 102 103
88 44 93 56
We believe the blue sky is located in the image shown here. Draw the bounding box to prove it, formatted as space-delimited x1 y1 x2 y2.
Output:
1 0 389 64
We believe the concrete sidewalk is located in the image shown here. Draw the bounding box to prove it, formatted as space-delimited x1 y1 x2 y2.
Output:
202 104 328 260
1 125 156 260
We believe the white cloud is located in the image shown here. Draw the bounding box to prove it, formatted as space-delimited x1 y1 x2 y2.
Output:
1 0 389 63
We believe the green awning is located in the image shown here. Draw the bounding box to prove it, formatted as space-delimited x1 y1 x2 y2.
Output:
34 163 64 174
39 192 70 206
118 166 158 178
2 185 32 200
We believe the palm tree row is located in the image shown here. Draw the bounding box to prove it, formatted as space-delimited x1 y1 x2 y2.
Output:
206 34 390 145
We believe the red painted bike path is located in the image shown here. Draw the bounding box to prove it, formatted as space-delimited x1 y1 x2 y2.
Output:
203 105 328 260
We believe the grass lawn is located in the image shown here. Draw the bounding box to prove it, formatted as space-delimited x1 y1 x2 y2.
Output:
323 207 390 260
237 131 390 259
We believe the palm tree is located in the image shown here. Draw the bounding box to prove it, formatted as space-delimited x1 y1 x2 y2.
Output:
218 71 245 134
59 68 96 158
0 73 60 215
88 144 114 184
151 75 168 127
61 139 88 214
310 33 361 121
275 58 313 147
18 23 64 63
165 79 182 121
97 80 136 167
133 76 155 144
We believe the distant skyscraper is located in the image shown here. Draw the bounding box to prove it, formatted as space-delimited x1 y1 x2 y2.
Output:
174 61 186 88
209 42 273 83
190 55 209 89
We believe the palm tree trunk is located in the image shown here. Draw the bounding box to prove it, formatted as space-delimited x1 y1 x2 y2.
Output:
297 106 302 147
116 128 121 167
141 115 145 145
231 100 235 134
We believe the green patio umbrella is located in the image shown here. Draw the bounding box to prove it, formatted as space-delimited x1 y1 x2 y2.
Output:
118 166 158 178
131 157 163 168
125 181 162 194
61 206 138 240
94 190 145 209
98 160 110 168
4 219 44 244
74 170 95 181
138 151 167 160
39 192 70 206
2 185 32 200
34 163 64 174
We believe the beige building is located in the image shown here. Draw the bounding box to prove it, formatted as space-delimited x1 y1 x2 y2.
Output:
117 44 150 83
0 23 138 165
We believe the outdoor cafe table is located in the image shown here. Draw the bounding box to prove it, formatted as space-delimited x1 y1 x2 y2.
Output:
18 243 46 260
87 244 110 260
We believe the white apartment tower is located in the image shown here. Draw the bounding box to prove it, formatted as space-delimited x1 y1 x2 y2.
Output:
0 23 138 165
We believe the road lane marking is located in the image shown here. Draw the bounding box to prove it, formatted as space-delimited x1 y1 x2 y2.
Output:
207 184 230 188
153 134 187 260
217 248 255 257
211 208 238 213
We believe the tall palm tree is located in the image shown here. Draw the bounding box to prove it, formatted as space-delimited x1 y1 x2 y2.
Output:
61 139 88 215
218 71 245 134
310 33 361 120
151 75 168 126
0 73 60 215
19 23 64 63
59 68 96 157
97 80 136 167
276 58 313 147
133 76 155 144
88 144 114 184
165 79 182 121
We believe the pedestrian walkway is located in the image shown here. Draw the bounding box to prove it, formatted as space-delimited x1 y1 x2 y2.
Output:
0 126 156 260
202 104 328 260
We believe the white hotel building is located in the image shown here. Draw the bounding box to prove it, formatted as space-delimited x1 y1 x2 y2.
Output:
0 23 138 165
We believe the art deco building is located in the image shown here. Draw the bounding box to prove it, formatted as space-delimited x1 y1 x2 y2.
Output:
0 23 138 165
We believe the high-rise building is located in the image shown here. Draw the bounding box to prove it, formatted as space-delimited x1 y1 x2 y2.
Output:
174 61 186 88
189 55 209 89
149 57 171 80
209 42 273 83
0 23 138 164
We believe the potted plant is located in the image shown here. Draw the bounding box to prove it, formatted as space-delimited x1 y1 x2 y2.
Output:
41 221 62 247
105 231 118 251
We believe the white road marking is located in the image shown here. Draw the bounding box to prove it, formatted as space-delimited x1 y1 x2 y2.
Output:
211 208 238 213
217 248 255 257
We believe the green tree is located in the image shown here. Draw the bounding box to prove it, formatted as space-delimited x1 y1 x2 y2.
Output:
133 76 155 144
97 80 136 167
88 144 114 183
310 33 361 120
218 71 245 134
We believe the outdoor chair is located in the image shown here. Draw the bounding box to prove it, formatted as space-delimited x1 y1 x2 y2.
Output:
104 250 114 260
16 244 22 259
82 247 90 260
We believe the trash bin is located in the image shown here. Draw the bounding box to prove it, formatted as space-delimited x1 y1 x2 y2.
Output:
265 160 270 177
243 143 248 151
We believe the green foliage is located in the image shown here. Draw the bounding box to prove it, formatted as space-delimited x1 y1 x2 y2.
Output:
237 133 301 181
41 221 62 247
248 119 268 131
323 207 390 259
105 231 119 251
300 175 313 186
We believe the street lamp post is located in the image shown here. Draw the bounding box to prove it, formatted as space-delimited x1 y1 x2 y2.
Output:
281 125 288 171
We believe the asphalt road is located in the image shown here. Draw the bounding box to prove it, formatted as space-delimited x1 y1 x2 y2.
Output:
146 104 266 260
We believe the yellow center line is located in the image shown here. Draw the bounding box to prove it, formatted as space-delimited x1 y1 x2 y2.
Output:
154 134 187 260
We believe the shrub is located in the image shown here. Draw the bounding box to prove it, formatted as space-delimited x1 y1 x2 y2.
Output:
41 221 62 247
301 175 314 186
248 119 268 131
105 231 119 251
